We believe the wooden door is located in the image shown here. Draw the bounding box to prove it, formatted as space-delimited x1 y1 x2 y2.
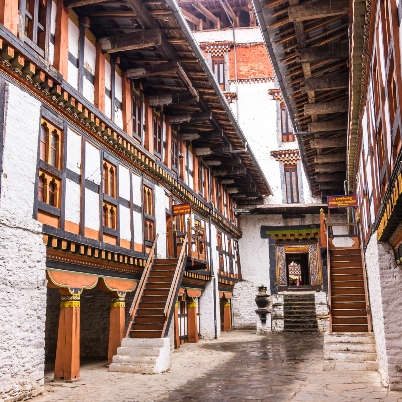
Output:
166 213 174 258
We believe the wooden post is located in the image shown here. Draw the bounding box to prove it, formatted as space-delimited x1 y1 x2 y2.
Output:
319 208 326 248
122 72 132 136
54 290 81 381
53 0 69 78
94 42 105 113
223 299 232 332
174 300 180 349
187 298 199 343
0 0 18 35
107 292 126 365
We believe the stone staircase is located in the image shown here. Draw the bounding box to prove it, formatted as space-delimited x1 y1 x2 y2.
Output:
109 338 171 374
329 247 368 332
323 332 378 371
283 293 318 332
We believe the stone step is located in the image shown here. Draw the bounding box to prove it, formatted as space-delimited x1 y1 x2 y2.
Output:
109 362 161 374
324 332 375 343
323 360 378 371
286 328 319 332
112 355 159 365
324 351 377 362
121 338 167 348
116 346 162 357
324 342 376 353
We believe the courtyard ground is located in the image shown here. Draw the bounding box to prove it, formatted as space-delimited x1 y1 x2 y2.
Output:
34 331 402 402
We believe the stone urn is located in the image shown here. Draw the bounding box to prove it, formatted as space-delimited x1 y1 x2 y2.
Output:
255 285 270 324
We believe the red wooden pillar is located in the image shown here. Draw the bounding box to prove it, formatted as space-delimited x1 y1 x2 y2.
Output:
54 290 81 381
122 73 132 136
187 298 199 343
94 42 106 113
174 300 180 349
107 292 126 364
223 299 232 332
0 0 18 36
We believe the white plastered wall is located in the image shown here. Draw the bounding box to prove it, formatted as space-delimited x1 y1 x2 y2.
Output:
0 83 47 400
365 232 402 390
83 31 96 104
132 173 143 246
119 164 131 242
84 141 100 232
67 17 79 90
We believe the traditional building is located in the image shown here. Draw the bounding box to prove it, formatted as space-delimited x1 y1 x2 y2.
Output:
0 0 273 399
180 0 330 333
254 0 402 391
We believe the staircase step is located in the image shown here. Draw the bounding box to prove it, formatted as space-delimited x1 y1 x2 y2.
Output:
116 346 162 357
331 294 366 302
130 330 163 338
135 315 166 323
323 361 378 371
141 295 167 303
146 282 172 289
324 332 375 343
331 309 367 316
332 316 368 324
137 308 165 316
332 324 368 332
112 355 159 365
325 342 376 353
331 280 365 287
330 248 361 256
154 258 178 265
121 338 167 348
332 287 365 295
331 261 362 268
330 274 363 281
143 288 170 296
132 323 164 331
324 350 377 361
152 265 176 271
330 268 363 275
148 276 173 283
138 301 166 308
330 254 362 262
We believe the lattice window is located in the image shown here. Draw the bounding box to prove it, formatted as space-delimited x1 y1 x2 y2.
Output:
284 165 299 204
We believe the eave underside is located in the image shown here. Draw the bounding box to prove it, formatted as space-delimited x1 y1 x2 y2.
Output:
253 0 351 199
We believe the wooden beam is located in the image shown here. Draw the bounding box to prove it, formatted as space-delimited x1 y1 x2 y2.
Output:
315 163 346 172
193 0 221 28
308 119 347 132
195 145 232 156
99 30 161 53
314 152 346 163
315 173 345 182
127 61 178 79
304 100 348 115
318 183 343 190
288 0 349 22
65 0 104 8
90 11 136 17
180 7 203 29
182 133 200 141
148 91 194 107
221 0 240 27
302 74 348 92
296 42 349 63
310 137 347 148
170 112 212 124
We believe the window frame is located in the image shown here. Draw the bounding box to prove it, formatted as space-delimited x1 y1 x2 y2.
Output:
131 86 143 143
171 131 180 173
284 164 299 204
281 104 294 142
152 112 163 159
212 57 225 90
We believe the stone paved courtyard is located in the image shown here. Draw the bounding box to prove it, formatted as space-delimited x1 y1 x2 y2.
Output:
34 331 402 402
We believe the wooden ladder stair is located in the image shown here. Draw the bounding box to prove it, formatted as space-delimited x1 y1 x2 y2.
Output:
329 247 368 332
130 258 178 338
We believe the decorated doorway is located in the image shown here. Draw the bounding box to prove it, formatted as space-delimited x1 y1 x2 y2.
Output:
276 244 322 290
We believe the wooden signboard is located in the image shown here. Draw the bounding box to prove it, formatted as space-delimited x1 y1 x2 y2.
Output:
327 194 358 209
173 203 191 215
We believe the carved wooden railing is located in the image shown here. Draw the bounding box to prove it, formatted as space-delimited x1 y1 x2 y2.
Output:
125 234 159 338
162 236 188 337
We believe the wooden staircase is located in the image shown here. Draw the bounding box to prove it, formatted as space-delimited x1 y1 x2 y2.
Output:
130 258 178 338
329 247 369 332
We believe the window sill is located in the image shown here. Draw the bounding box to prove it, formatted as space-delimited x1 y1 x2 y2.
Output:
38 201 61 216
103 226 118 236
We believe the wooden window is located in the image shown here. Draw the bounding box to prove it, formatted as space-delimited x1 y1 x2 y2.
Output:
38 171 60 208
153 114 162 157
281 104 294 142
102 161 116 198
22 0 49 56
143 186 153 216
171 132 180 172
144 219 155 242
40 120 62 170
103 202 117 229
217 231 224 270
132 88 143 141
284 165 299 203
212 57 225 90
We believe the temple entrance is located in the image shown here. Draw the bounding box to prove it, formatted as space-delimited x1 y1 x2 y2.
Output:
286 253 309 287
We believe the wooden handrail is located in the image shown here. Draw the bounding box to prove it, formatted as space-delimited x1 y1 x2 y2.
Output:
326 225 332 332
125 233 159 338
161 237 188 337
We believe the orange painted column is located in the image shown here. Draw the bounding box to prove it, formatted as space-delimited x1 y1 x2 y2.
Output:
94 42 106 113
223 299 232 332
53 0 69 78
0 0 18 36
122 73 132 136
174 300 180 349
54 290 81 381
107 292 126 364
187 298 199 343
